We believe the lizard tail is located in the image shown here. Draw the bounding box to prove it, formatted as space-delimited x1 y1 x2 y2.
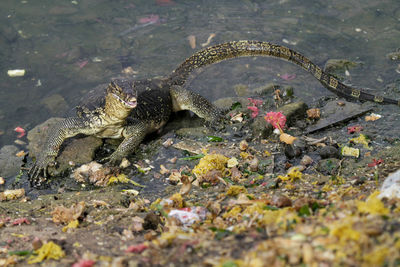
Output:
168 40 399 106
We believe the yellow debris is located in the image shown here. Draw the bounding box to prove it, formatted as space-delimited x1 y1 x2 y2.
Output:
192 153 229 178
28 241 65 264
62 219 79 232
357 191 389 215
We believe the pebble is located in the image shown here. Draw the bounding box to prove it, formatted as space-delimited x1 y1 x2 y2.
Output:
300 155 313 166
272 194 292 208
318 145 339 159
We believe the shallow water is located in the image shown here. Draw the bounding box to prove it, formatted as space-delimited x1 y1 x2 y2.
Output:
0 0 399 147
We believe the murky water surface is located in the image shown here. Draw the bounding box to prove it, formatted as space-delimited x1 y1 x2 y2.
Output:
1 0 399 147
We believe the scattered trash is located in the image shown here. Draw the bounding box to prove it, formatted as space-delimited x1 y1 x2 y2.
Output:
139 14 160 24
28 241 65 264
52 201 85 224
7 69 25 77
279 133 297 145
14 127 26 138
0 189 25 201
187 35 196 49
341 146 360 158
126 243 148 253
368 158 383 167
386 51 400 61
347 125 363 134
279 73 296 81
306 108 320 119
379 169 400 199
156 0 175 6
264 111 286 132
365 113 381 121
350 134 371 149
71 259 96 267
201 33 216 47
168 206 207 226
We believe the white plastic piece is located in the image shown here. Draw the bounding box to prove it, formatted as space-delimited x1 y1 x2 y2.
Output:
379 169 400 199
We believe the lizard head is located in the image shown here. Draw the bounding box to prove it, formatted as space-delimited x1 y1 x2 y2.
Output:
107 79 137 109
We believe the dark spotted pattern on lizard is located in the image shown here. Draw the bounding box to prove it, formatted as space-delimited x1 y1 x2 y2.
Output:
29 40 399 185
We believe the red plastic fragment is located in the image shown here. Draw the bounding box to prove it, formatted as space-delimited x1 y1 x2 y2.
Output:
12 217 30 225
71 259 96 267
14 126 26 138
347 125 363 134
126 243 148 253
368 158 383 167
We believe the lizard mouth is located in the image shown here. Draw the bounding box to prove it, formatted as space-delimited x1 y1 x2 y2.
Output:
112 93 137 108
125 96 137 108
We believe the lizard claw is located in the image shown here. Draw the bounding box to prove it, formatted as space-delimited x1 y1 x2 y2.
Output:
99 153 122 166
28 155 56 186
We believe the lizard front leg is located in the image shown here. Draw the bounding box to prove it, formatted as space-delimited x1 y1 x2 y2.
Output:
170 85 223 123
107 122 148 165
29 117 87 184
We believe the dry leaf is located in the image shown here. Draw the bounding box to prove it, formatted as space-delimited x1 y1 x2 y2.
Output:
280 133 297 144
52 201 85 224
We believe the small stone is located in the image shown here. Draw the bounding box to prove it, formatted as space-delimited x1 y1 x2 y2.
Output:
300 155 313 166
293 197 312 210
316 158 340 175
0 177 4 185
284 144 302 159
143 212 161 230
318 146 339 159
272 194 292 208
32 238 43 250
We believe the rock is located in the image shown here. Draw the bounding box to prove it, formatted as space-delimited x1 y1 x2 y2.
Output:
318 145 339 159
175 126 211 138
316 158 340 175
40 94 69 116
28 118 103 176
253 83 280 96
272 194 292 208
284 138 306 159
213 97 248 110
0 145 24 178
143 212 161 230
293 197 313 211
284 143 302 159
250 116 273 139
278 102 308 126
233 84 249 96
300 155 313 166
